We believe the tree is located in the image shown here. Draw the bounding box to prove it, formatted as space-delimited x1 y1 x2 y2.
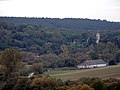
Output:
14 77 31 90
109 60 117 65
116 81 120 90
30 76 56 90
39 53 59 68
89 52 99 60
96 42 117 60
75 52 90 63
80 84 94 90
0 48 22 79
115 52 120 63
65 58 76 67
60 44 69 59
30 63 45 74
91 80 107 90
70 84 94 90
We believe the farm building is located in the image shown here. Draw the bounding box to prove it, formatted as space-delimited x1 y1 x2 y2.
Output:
77 59 107 69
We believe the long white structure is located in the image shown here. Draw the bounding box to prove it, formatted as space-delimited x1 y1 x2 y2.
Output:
77 59 107 69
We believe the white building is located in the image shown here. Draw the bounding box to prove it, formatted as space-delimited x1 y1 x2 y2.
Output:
77 59 107 69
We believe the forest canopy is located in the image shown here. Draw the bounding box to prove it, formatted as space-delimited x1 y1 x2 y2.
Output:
0 17 120 68
0 17 120 30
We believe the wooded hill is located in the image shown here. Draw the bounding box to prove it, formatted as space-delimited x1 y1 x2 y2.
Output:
1 17 120 68
0 17 120 30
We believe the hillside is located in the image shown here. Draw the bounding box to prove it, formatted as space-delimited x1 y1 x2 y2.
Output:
1 17 120 69
0 17 120 30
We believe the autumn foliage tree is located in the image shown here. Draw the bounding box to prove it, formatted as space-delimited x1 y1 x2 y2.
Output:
0 48 22 79
30 76 56 90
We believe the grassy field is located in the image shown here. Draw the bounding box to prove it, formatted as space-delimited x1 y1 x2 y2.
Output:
44 69 79 75
45 64 120 81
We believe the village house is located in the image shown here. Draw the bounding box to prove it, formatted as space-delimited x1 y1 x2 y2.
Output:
77 59 107 69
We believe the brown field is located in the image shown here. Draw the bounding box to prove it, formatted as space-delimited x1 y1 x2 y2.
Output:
50 64 120 81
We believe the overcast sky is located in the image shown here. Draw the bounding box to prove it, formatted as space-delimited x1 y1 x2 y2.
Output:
0 0 120 22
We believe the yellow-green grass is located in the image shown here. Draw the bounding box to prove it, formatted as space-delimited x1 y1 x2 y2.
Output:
44 69 79 75
46 65 120 81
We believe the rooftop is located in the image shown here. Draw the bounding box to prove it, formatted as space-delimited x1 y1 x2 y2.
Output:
80 59 107 66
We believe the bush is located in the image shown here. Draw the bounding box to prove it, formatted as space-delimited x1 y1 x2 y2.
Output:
91 79 107 90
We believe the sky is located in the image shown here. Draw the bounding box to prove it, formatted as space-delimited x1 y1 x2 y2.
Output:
0 0 120 22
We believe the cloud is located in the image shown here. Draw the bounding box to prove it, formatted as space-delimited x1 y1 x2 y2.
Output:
0 0 11 2
0 0 8 1
0 0 120 22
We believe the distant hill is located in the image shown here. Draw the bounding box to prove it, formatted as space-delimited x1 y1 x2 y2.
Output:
0 17 120 30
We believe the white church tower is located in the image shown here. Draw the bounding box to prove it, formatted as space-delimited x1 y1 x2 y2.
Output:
96 33 100 44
